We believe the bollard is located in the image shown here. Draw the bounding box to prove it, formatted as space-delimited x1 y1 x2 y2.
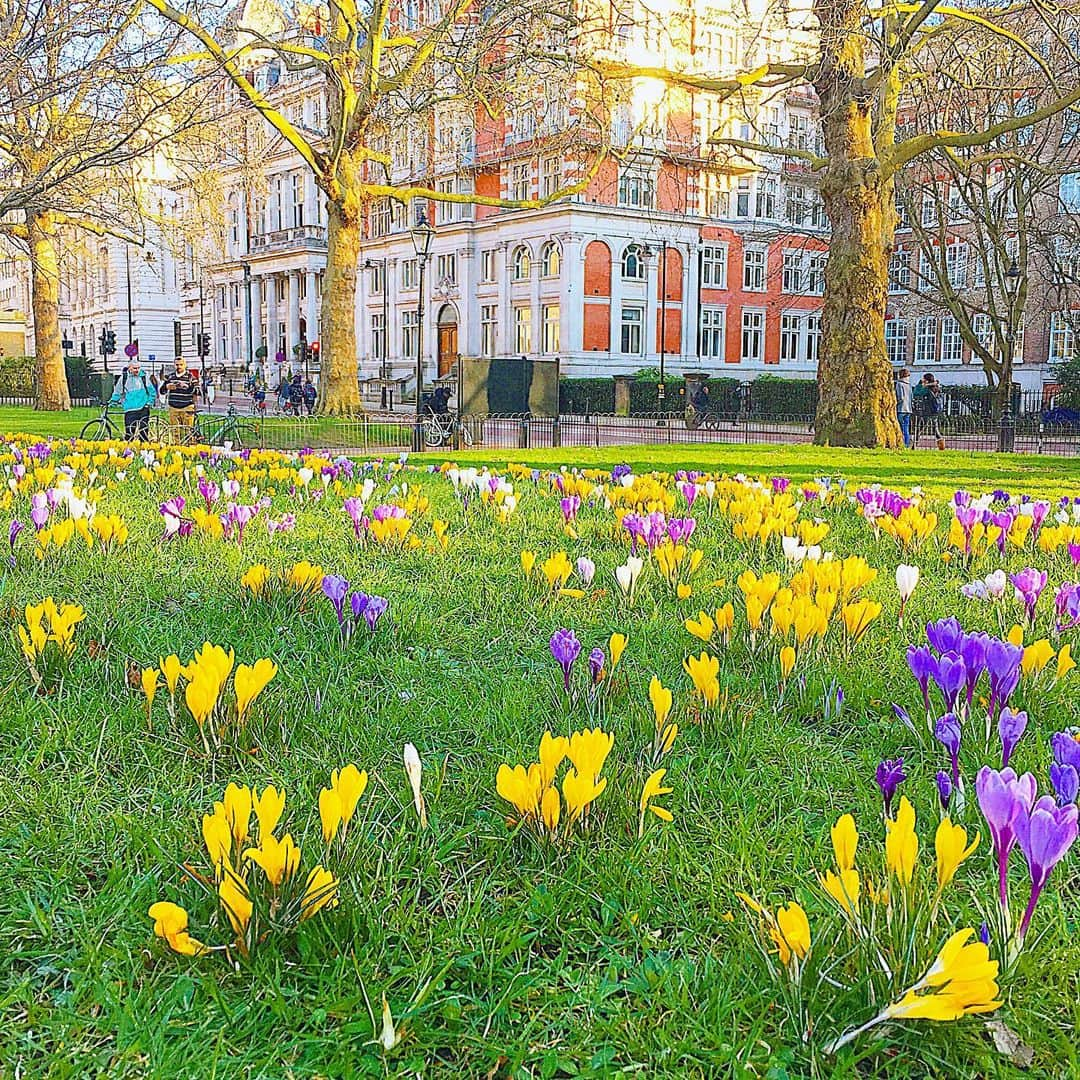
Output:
518 418 530 449
552 418 561 448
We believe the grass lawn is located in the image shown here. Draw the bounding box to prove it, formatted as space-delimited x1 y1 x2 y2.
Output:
0 432 1077 1077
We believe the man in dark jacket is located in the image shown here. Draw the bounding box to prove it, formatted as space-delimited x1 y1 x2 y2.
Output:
159 357 198 442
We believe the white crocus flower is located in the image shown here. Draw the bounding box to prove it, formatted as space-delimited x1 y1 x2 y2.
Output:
403 743 427 828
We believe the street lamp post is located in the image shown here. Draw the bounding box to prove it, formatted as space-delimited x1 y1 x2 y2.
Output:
998 259 1022 453
243 263 253 376
409 213 434 452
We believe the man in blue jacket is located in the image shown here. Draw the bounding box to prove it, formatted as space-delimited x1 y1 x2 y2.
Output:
109 360 157 441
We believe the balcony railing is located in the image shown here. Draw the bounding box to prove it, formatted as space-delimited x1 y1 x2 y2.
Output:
250 224 328 253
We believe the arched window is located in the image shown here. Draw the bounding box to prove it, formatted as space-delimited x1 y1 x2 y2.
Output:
512 245 531 281
541 241 560 278
622 243 645 280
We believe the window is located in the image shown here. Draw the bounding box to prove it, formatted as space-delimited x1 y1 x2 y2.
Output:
480 249 496 282
512 162 531 202
735 178 751 217
918 249 935 290
755 177 778 219
402 310 419 358
780 313 802 361
228 194 240 247
701 173 728 218
782 251 803 294
618 169 655 209
514 306 532 353
1064 109 1080 145
622 244 646 280
481 305 498 356
789 113 811 150
512 246 531 281
371 313 386 360
542 303 560 353
370 263 385 294
701 244 727 288
971 313 993 355
786 184 809 226
883 250 911 299
436 254 457 285
941 316 963 363
371 200 393 238
743 246 766 291
97 246 109 298
292 172 305 227
921 190 937 226
1062 173 1080 211
1050 312 1078 364
895 191 910 229
541 156 562 199
620 306 644 354
806 314 821 364
1054 235 1080 283
541 242 560 278
885 319 908 366
700 307 726 359
946 183 963 223
741 311 764 363
915 316 938 364
435 178 456 225
401 259 418 289
945 243 968 289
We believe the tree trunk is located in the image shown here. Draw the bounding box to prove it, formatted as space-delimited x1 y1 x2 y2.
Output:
29 212 71 412
812 2 901 447
317 194 363 416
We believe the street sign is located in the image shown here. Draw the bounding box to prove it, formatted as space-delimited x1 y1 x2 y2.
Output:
275 349 286 363
124 341 139 358
148 354 156 362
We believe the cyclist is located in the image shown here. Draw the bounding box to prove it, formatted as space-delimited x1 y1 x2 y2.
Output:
302 377 317 415
109 360 157 441
159 357 198 442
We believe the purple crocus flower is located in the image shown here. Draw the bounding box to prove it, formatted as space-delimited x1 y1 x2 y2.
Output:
560 494 581 523
30 492 49 531
1010 568 1048 623
998 707 1028 769
975 765 1039 910
933 652 967 712
771 476 790 494
361 595 388 630
322 575 350 625
550 629 581 693
1068 542 1080 567
892 702 916 735
197 476 219 510
622 513 645 554
588 647 605 683
576 557 595 587
907 645 939 714
343 496 365 539
1051 729 1080 770
1050 763 1078 806
1015 796 1079 942
679 481 698 508
926 616 965 655
160 496 186 539
936 769 953 812
979 922 991 946
875 757 906 818
611 463 632 482
986 638 1023 718
959 632 989 707
1054 583 1080 631
935 713 962 787
8 518 23 550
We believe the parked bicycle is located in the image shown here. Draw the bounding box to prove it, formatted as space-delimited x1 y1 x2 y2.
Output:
422 410 474 448
145 403 260 448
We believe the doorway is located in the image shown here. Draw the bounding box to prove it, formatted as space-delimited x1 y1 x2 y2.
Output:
437 303 458 378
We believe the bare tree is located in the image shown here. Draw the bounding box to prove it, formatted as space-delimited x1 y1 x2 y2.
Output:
0 0 217 409
603 0 1080 445
146 0 614 414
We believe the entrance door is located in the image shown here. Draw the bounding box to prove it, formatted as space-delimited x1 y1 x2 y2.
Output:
437 323 458 378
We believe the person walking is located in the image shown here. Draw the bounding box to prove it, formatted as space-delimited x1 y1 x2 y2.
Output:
109 360 156 441
159 357 198 442
204 368 217 408
895 367 913 448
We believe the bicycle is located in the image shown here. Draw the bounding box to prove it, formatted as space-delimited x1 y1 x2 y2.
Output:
422 410 474 448
684 403 724 432
146 404 259 448
79 402 121 441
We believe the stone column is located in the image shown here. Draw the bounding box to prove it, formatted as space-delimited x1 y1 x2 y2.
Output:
287 271 300 370
496 242 509 355
609 244 624 362
614 374 633 416
559 235 582 365
305 269 318 346
682 241 697 367
265 274 278 360
530 249 542 358
250 276 263 366
644 251 659 367
458 247 474 358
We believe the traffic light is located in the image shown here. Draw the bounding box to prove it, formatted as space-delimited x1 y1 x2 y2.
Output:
198 332 210 358
100 330 116 355
310 341 320 361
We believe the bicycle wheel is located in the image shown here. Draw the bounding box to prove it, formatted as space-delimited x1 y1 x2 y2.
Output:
460 422 474 447
80 416 114 441
146 415 170 444
422 419 444 447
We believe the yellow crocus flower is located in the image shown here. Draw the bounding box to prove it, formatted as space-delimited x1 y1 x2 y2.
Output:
235 658 278 723
218 868 253 936
561 767 607 824
1007 624 1024 647
202 809 232 871
567 727 614 783
141 667 158 711
935 817 980 893
821 869 860 917
244 832 300 887
649 676 673 732
496 763 542 819
771 902 811 965
885 796 919 886
1058 644 1075 680
538 730 569 788
241 563 270 597
222 783 252 845
332 764 368 827
685 611 715 642
831 813 858 873
521 550 536 578
300 865 339 921
159 654 183 696
149 901 206 956
185 676 218 729
1021 639 1055 676
779 645 796 680
683 651 720 707
639 768 673 822
540 786 561 835
253 784 285 839
608 632 628 671
319 786 343 844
